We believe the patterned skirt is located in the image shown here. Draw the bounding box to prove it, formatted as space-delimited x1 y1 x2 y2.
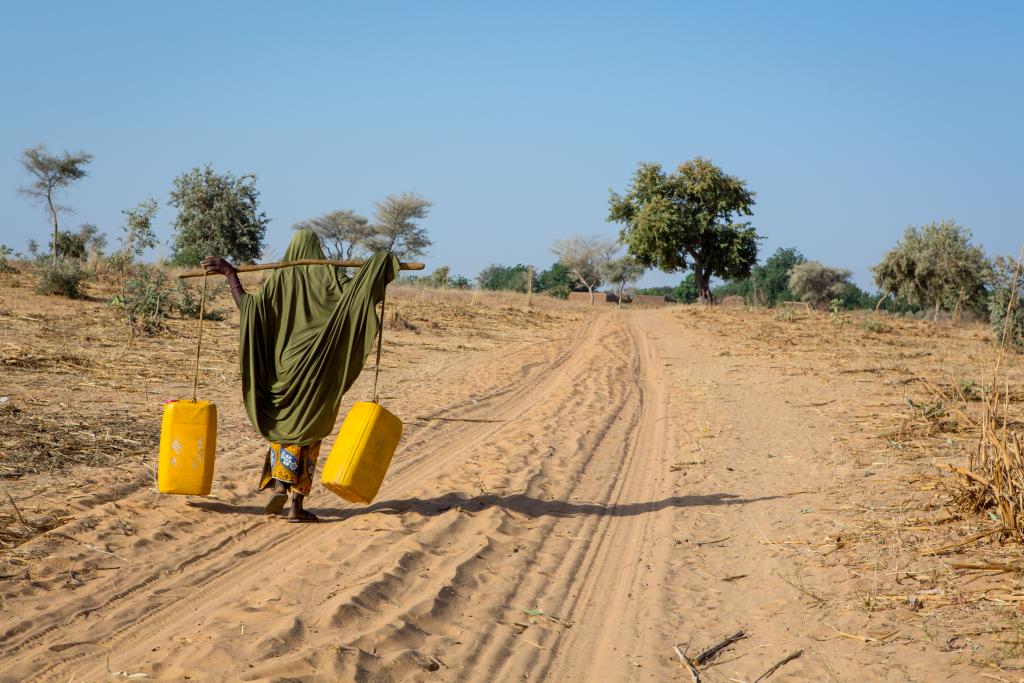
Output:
258 441 322 496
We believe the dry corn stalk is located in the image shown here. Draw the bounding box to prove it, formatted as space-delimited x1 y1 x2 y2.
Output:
947 245 1024 540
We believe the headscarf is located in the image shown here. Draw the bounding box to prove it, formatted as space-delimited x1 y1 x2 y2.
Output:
239 230 398 444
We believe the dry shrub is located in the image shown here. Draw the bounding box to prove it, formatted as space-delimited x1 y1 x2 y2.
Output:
947 248 1024 539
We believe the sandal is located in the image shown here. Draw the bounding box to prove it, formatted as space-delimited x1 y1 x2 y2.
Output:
286 509 319 523
265 492 288 515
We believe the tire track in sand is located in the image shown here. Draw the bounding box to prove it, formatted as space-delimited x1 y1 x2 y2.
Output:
1 314 614 681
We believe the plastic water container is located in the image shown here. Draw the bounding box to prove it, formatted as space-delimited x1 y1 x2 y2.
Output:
321 402 403 504
158 399 217 495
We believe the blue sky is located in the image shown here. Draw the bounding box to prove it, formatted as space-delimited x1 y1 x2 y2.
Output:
1 1 1021 289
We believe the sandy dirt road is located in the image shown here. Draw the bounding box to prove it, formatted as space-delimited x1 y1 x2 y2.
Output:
0 308 982 681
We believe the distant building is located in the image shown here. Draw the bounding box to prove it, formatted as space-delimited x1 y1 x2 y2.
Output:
568 291 623 304
631 294 676 308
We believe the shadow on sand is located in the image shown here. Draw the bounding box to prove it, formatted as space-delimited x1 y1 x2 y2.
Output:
188 490 783 523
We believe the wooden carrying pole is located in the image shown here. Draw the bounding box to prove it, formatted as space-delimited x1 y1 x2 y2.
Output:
177 259 425 279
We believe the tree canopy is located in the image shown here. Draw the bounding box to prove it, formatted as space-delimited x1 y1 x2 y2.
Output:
600 254 645 307
477 263 531 292
989 254 1024 351
294 210 372 259
367 192 433 260
788 262 853 309
18 144 93 264
872 220 990 318
536 261 574 299
550 235 617 304
168 165 268 266
608 157 759 303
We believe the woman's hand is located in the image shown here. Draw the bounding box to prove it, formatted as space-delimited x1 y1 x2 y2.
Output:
201 256 235 276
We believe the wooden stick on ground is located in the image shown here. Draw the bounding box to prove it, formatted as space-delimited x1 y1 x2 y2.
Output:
4 490 26 527
673 644 701 683
176 258 425 279
753 649 804 682
694 630 747 665
921 527 1002 556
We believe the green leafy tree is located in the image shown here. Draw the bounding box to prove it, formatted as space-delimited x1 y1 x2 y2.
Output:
366 192 433 259
536 261 575 299
751 247 805 305
608 157 759 303
600 254 646 307
551 235 617 304
989 254 1024 351
788 262 853 309
478 263 530 292
168 165 268 266
675 273 699 303
52 223 105 261
294 209 372 259
18 145 93 264
872 220 990 319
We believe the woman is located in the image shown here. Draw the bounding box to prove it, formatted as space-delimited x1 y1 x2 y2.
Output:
202 230 398 522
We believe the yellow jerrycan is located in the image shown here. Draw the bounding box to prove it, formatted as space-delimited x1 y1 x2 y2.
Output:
321 402 403 504
158 399 217 495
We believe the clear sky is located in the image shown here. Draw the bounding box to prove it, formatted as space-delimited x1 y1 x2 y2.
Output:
1 1 1021 289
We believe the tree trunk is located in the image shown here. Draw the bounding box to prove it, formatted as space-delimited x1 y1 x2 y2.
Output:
48 193 59 264
693 262 712 305
588 285 595 305
617 284 624 308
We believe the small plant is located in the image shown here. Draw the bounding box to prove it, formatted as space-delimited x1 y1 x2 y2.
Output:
36 260 89 298
0 244 15 274
861 317 886 333
111 267 172 335
775 307 796 322
830 298 842 321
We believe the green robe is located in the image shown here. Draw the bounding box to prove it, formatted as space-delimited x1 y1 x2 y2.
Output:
239 230 398 445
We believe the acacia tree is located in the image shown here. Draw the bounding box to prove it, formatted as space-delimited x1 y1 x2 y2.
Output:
872 220 990 320
788 262 853 309
367 192 433 259
608 157 759 304
168 165 268 266
294 209 372 259
18 145 93 264
600 254 645 308
550 235 618 304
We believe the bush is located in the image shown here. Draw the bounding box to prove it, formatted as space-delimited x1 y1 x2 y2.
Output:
111 267 172 335
0 245 15 274
989 255 1024 351
478 263 531 292
36 260 89 298
788 262 852 309
174 279 226 321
